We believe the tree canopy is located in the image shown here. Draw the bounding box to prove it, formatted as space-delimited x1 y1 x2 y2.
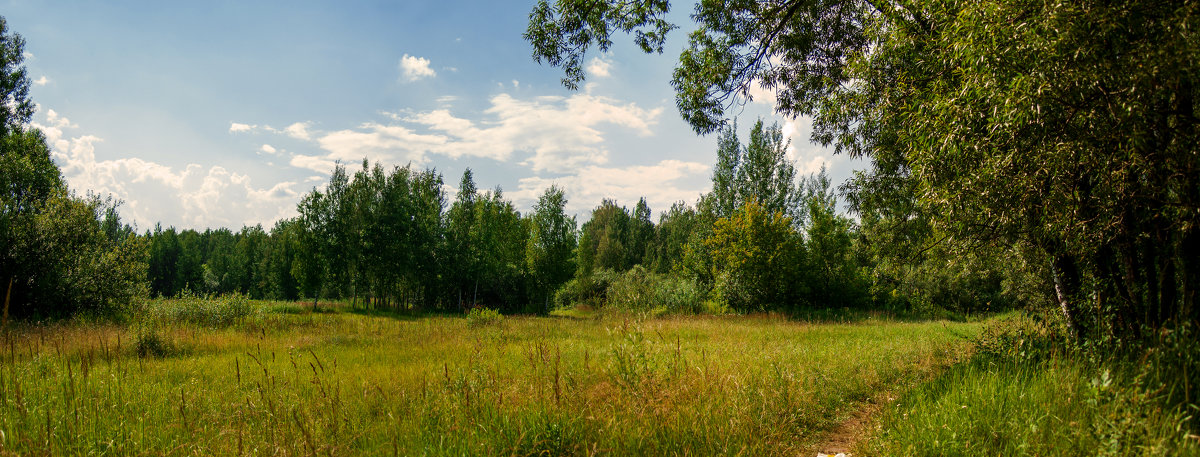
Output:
527 0 1200 341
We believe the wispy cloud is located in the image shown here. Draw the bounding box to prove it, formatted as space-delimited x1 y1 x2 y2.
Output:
33 76 49 86
286 92 662 174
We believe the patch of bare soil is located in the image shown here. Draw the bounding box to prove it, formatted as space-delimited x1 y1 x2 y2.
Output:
812 391 896 457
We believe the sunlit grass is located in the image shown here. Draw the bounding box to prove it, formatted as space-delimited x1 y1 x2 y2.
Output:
0 300 989 455
861 318 1200 456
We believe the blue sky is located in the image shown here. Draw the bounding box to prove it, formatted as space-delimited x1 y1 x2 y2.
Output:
7 1 860 230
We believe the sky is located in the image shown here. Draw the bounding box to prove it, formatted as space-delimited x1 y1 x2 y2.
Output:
5 0 863 231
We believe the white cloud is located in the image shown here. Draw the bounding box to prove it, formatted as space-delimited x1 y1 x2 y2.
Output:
291 92 661 174
45 109 76 129
283 122 312 140
229 122 256 133
512 160 710 218
586 57 612 78
33 76 49 86
22 52 33 59
782 118 840 175
748 80 776 107
35 110 302 230
260 144 277 154
315 123 446 167
512 80 520 89
399 54 436 81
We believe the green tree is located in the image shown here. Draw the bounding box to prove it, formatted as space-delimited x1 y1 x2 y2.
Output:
705 200 805 311
710 122 741 218
267 218 302 301
471 188 528 311
294 189 329 309
526 185 577 313
577 199 633 275
0 17 33 136
646 201 698 274
802 167 866 308
529 0 1200 340
445 169 480 309
1 20 146 319
629 198 654 267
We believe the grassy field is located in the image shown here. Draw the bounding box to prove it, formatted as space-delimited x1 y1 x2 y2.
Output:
0 298 988 455
861 318 1200 456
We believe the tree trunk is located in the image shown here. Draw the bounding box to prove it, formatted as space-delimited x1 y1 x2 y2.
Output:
3 276 12 328
1052 253 1084 341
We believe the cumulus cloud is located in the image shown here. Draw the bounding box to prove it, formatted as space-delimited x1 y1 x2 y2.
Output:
586 57 612 78
511 160 709 219
782 118 844 175
399 54 436 81
229 122 256 133
283 122 312 140
260 144 277 154
45 109 76 129
33 76 48 86
292 92 661 174
36 110 302 230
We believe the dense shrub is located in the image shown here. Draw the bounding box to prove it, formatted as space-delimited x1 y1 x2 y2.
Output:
465 306 503 327
553 269 620 309
606 266 704 314
554 267 704 315
150 291 254 328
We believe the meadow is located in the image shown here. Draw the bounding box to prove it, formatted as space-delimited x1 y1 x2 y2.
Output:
0 297 986 456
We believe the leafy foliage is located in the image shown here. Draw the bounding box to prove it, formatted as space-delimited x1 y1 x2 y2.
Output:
706 201 806 312
526 185 577 312
465 306 503 327
0 22 147 320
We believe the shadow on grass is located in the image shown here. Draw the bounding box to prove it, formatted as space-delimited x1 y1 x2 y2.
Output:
777 307 1008 325
344 306 460 322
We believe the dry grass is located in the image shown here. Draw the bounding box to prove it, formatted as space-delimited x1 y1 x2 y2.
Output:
0 300 989 455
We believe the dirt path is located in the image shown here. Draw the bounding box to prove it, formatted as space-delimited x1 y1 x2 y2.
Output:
811 391 896 457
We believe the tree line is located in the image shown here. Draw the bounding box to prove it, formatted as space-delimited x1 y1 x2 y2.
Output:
141 119 1030 316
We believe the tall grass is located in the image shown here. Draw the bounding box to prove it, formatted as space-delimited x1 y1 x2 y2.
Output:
0 299 986 455
862 317 1200 456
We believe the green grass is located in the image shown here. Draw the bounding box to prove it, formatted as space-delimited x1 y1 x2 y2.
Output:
862 319 1200 456
0 299 988 455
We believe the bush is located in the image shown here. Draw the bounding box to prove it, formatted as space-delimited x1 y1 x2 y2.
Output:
607 266 704 314
553 269 620 309
133 321 174 358
554 267 705 315
151 291 254 328
466 307 502 327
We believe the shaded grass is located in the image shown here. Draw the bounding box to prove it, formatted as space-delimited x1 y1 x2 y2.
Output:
0 300 988 455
